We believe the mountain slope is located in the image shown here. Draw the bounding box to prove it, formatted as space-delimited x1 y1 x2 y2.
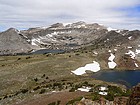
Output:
20 21 107 50
0 28 32 55
0 21 140 70
83 30 140 70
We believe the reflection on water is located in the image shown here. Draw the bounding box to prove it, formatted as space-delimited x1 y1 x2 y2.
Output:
92 70 140 88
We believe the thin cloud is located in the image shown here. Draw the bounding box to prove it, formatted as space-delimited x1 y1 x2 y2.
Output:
0 0 140 31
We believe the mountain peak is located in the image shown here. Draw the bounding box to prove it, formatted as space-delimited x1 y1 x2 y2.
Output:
4 28 19 33
49 23 64 28
0 22 140 57
72 21 86 25
6 28 16 31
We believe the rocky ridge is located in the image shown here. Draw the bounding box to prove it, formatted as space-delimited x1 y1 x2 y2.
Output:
1 21 140 70
20 21 108 50
0 28 32 55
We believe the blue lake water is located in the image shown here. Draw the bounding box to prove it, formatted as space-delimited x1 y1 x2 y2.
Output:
31 49 65 54
92 70 140 88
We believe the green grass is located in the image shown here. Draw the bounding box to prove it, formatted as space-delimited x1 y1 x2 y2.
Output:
0 52 126 105
0 52 94 96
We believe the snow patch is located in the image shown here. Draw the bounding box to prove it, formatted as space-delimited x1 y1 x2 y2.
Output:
108 53 115 61
93 51 98 55
128 36 132 40
125 50 135 59
115 30 121 33
52 32 58 35
15 29 20 34
71 61 100 75
99 24 104 26
114 49 117 51
63 23 71 27
136 49 140 54
40 27 48 30
108 50 111 53
125 49 140 59
99 87 107 91
31 39 38 46
108 53 117 69
127 46 132 49
135 63 139 68
27 39 30 42
22 35 28 39
75 25 86 28
52 91 57 93
31 31 60 46
77 87 91 92
108 62 117 69
97 28 100 30
99 92 108 95
107 27 117 31
47 34 53 37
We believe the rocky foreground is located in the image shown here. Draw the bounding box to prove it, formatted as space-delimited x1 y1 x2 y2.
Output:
76 83 140 105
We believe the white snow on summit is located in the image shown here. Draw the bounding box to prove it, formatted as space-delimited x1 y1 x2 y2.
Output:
107 27 117 31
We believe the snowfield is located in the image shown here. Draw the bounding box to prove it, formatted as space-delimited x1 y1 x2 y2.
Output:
108 53 117 69
71 61 100 75
72 48 140 75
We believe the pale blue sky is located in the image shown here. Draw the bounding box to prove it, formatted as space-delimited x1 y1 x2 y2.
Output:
0 0 140 31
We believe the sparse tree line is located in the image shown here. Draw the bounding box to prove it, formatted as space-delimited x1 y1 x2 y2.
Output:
0 75 93 101
0 73 131 105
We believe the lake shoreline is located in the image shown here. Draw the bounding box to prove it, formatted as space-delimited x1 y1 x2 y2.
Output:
92 70 140 88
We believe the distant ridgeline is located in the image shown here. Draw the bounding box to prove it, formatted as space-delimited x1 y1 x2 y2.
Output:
1 22 140 70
